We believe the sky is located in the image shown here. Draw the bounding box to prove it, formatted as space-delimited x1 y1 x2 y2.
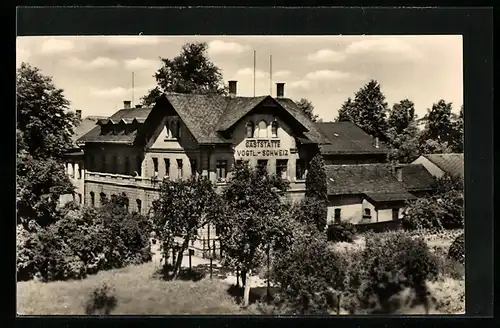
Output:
16 35 463 121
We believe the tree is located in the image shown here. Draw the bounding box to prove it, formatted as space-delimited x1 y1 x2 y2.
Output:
419 100 456 151
296 98 320 122
16 63 77 227
151 176 221 279
335 97 357 122
338 80 389 140
386 100 421 163
17 63 79 159
302 153 328 231
141 42 227 106
451 105 464 153
216 164 291 307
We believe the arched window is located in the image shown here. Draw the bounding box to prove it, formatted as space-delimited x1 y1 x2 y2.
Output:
90 191 95 207
271 121 279 138
258 120 268 138
246 121 254 138
99 192 107 206
170 120 176 138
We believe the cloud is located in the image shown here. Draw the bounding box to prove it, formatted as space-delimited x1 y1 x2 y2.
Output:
64 56 119 69
39 38 75 55
208 40 248 55
305 70 351 81
124 57 159 70
288 80 311 90
235 68 267 79
274 70 291 78
344 38 422 61
307 49 346 63
106 36 163 46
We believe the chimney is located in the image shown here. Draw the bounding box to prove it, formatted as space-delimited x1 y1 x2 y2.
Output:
75 110 82 120
135 104 143 108
374 136 379 149
123 100 131 109
395 166 403 182
228 80 237 96
276 83 285 98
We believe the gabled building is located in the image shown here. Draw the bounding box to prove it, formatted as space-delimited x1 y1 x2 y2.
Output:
325 164 416 225
412 153 464 179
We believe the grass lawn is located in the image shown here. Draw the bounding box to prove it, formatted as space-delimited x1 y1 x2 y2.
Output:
17 262 254 315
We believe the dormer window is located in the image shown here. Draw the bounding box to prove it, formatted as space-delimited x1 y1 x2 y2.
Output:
258 120 268 138
166 118 181 139
246 121 254 138
271 120 279 138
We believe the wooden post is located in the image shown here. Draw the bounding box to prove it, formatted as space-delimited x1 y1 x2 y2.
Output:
189 249 192 271
210 257 213 280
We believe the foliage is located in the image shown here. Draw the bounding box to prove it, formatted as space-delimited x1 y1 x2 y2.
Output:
151 176 221 278
141 42 227 105
271 232 346 314
84 283 118 315
434 173 464 194
346 232 440 314
386 99 421 163
216 164 292 282
16 63 77 227
387 99 417 135
17 194 152 282
16 63 79 159
291 197 327 233
447 233 465 265
305 153 327 201
326 222 357 243
295 98 320 122
402 197 445 231
427 278 465 314
335 80 389 140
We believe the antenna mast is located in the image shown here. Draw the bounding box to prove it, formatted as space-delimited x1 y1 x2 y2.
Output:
253 50 256 97
270 54 272 95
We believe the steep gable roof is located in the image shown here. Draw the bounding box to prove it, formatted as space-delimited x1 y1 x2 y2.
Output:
423 153 464 178
325 164 416 203
399 164 436 192
315 122 390 155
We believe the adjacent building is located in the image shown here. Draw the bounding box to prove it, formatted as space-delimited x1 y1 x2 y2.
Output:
412 153 464 179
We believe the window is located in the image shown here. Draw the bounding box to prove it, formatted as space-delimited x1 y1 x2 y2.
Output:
246 121 254 138
78 165 82 179
190 159 197 177
216 160 228 181
334 208 341 223
164 158 170 178
136 199 142 214
78 193 82 204
363 208 372 219
257 159 268 172
258 120 268 138
124 197 129 212
177 159 183 179
90 192 95 207
276 159 288 179
271 121 279 138
296 159 307 180
392 208 400 221
136 156 142 176
152 158 159 177
99 192 107 206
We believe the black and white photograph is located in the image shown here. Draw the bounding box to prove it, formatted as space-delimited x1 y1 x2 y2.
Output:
16 33 465 315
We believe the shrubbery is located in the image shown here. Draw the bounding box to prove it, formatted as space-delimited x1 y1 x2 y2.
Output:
17 194 152 282
271 232 346 314
447 232 465 265
344 232 440 314
326 222 357 243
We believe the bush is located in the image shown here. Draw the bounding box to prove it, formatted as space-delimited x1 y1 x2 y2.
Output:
17 194 152 282
326 222 357 243
271 233 346 314
402 198 444 231
346 232 440 314
447 232 465 265
84 283 118 315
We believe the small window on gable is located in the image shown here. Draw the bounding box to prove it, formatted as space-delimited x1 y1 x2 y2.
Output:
364 208 372 218
258 120 268 138
271 121 279 138
246 121 254 138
